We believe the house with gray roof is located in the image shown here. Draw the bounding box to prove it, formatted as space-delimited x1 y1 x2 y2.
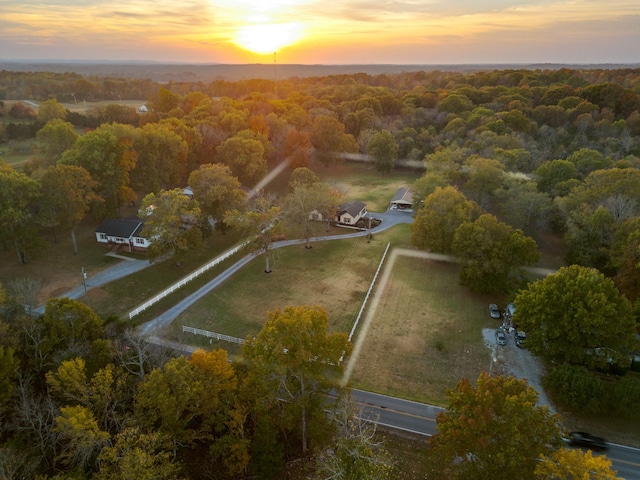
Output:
389 187 414 211
335 201 367 225
95 216 149 253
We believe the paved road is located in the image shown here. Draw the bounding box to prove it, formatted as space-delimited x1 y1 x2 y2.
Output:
138 209 414 335
32 255 151 315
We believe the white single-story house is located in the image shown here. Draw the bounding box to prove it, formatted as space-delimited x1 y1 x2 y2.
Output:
389 187 414 211
335 201 367 225
95 216 150 253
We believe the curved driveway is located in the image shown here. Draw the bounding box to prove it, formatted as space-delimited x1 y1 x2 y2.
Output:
139 209 414 335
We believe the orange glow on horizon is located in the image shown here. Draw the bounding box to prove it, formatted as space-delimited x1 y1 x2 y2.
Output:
234 22 302 54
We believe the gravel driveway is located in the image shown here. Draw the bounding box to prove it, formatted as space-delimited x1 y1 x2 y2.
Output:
483 328 554 411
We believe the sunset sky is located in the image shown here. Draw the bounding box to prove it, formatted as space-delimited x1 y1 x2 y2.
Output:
1 0 639 65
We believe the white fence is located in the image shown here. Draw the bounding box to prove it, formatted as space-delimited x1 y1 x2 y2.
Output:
128 242 247 319
182 325 245 345
348 242 391 341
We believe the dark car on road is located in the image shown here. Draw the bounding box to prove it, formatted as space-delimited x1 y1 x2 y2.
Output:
489 304 501 319
567 431 608 451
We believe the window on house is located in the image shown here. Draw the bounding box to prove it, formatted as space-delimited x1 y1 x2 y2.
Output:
135 238 145 245
99 233 107 240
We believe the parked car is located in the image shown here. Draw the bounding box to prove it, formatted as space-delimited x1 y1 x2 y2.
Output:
489 304 501 319
495 330 507 346
515 330 526 348
567 431 608 451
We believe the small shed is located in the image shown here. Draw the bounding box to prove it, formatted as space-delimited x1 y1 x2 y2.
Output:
95 216 149 252
390 187 414 210
335 201 367 225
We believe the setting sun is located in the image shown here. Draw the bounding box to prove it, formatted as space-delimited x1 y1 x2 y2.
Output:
234 22 302 54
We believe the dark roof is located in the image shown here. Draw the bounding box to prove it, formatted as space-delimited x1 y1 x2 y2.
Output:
337 200 366 217
391 187 413 204
96 218 144 238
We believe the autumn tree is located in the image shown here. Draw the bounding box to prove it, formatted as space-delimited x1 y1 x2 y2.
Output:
54 405 110 470
135 350 248 475
36 98 67 124
139 189 203 263
225 193 282 273
242 306 351 455
310 115 357 165
131 123 188 193
60 123 137 217
535 447 622 480
216 134 267 186
188 163 246 232
7 276 45 316
36 119 79 164
282 178 344 249
96 428 186 480
428 372 563 480
313 393 395 480
452 214 540 294
368 130 399 173
411 186 479 254
513 265 637 368
38 164 101 253
283 128 312 169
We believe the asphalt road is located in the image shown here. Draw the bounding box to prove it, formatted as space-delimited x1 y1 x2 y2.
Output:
40 207 640 478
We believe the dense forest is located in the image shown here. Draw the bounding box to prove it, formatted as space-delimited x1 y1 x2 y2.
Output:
1 66 639 479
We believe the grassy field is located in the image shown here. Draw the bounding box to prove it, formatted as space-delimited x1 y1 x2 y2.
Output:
167 224 412 342
348 254 498 405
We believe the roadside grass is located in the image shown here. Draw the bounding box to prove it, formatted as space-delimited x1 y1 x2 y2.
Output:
348 254 498 406
89 230 245 320
0 218 120 304
167 224 412 343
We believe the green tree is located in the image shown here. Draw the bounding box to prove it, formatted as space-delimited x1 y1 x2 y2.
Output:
42 298 104 358
36 119 79 164
411 186 478 254
513 265 637 368
0 346 18 410
567 148 612 177
288 167 320 189
216 135 267 186
60 124 137 217
310 115 356 165
463 157 504 207
225 193 282 273
132 123 188 193
187 163 246 232
452 214 540 294
139 189 203 263
534 159 580 197
282 180 344 249
242 306 351 454
428 372 563 480
368 130 398 173
495 178 554 235
0 169 43 264
38 164 101 253
36 98 67 124
535 447 622 479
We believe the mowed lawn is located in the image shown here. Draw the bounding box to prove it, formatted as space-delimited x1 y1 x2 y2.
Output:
167 226 412 342
348 254 498 406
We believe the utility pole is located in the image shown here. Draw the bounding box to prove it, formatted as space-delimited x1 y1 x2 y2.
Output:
81 267 87 297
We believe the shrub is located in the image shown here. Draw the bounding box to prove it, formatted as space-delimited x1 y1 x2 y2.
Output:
543 364 607 414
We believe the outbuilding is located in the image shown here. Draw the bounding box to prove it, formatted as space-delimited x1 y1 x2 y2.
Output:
389 187 414 211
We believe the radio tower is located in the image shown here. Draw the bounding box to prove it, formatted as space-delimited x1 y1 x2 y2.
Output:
274 51 278 99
